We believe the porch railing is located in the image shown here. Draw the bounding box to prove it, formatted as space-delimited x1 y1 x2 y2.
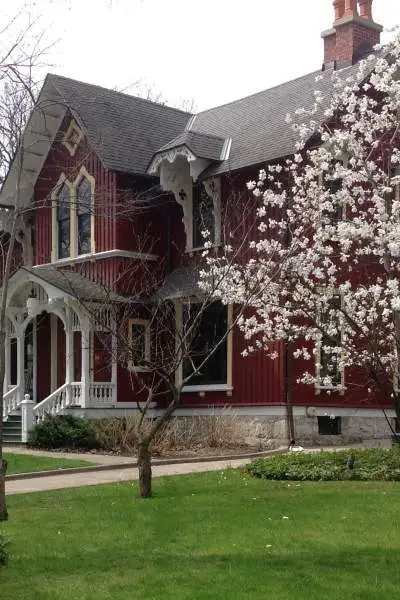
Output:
2 385 21 420
33 381 116 422
88 382 116 406
33 383 69 422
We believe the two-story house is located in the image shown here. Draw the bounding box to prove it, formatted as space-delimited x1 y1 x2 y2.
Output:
1 0 396 446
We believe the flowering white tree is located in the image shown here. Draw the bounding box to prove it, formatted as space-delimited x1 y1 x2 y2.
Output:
203 31 400 429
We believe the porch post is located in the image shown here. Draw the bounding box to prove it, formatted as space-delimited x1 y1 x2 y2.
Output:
3 335 10 394
16 327 25 405
81 318 90 408
65 308 74 406
111 319 118 404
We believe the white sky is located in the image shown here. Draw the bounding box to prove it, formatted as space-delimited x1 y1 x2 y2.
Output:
4 0 400 111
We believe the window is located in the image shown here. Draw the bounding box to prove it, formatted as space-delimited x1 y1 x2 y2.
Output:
322 174 344 222
318 416 341 435
182 302 227 386
192 182 215 249
317 295 343 389
128 319 150 370
386 166 400 214
56 183 71 259
76 177 92 255
62 119 83 156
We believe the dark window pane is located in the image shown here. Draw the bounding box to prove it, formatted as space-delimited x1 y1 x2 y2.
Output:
57 183 70 258
192 183 215 248
183 302 227 385
318 416 341 435
76 178 92 254
78 213 91 255
130 323 147 365
58 218 70 258
323 177 343 222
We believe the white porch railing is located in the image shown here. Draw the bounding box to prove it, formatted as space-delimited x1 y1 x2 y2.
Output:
2 385 21 420
32 381 116 422
88 382 116 406
34 383 69 422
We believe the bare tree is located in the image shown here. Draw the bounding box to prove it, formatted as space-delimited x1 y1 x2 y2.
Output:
0 13 50 521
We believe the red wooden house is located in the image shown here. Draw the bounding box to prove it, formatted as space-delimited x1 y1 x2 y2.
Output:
1 0 395 446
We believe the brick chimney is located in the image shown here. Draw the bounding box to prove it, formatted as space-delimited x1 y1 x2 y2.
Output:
322 0 383 70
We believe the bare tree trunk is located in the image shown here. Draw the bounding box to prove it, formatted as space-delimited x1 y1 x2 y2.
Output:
137 439 152 498
0 326 8 521
0 458 8 521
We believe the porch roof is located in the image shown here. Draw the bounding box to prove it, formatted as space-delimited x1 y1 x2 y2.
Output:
156 266 201 300
24 267 135 303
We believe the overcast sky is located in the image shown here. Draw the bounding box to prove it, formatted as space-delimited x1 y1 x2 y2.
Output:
4 0 400 111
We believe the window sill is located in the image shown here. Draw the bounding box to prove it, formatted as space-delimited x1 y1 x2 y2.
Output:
186 243 221 256
127 364 150 373
182 384 233 393
315 385 345 395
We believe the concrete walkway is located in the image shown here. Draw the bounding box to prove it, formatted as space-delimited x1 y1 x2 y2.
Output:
4 445 134 465
5 457 252 495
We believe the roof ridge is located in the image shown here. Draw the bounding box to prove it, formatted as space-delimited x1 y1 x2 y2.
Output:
45 73 194 117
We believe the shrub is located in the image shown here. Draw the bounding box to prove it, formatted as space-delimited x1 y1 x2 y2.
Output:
28 414 100 450
0 533 9 566
93 411 248 454
246 447 400 482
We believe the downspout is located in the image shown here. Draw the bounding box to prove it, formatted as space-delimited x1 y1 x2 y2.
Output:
285 340 295 444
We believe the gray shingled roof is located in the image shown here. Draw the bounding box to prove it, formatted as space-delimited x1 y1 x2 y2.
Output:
46 74 192 175
189 63 361 176
157 266 201 300
156 131 227 161
46 61 364 179
25 266 133 303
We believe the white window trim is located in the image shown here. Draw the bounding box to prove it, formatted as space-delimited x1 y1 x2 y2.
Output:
62 119 83 156
315 293 345 393
175 299 233 394
51 174 73 262
51 166 95 262
181 177 221 254
127 318 151 372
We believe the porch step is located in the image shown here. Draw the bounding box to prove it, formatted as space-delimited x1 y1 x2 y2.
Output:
2 413 22 444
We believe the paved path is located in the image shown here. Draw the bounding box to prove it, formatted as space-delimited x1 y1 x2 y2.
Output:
4 446 133 465
5 457 251 495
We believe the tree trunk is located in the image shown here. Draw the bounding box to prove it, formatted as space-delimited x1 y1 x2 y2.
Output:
0 459 8 521
138 441 152 498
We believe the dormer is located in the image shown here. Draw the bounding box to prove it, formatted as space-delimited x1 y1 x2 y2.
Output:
147 130 231 251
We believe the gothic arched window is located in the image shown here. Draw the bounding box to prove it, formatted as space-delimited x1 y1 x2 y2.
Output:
76 177 92 255
56 183 71 258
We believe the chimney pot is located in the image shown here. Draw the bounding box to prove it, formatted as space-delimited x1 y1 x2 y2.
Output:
358 0 373 19
344 0 357 17
333 0 345 21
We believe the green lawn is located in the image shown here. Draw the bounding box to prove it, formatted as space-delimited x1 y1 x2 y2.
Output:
3 453 96 475
1 470 400 599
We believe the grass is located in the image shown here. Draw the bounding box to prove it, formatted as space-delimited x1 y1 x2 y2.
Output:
3 453 97 475
1 471 400 599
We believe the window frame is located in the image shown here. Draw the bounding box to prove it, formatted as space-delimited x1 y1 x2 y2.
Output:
175 298 233 393
186 177 221 253
127 318 151 372
51 167 95 262
315 294 345 392
318 415 342 435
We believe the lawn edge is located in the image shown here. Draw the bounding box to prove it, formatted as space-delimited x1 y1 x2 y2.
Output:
5 447 287 481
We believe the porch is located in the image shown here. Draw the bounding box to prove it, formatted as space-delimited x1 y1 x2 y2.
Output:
2 268 118 427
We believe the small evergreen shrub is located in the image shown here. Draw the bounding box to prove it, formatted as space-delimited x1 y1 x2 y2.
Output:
0 533 9 566
246 447 400 481
28 414 100 450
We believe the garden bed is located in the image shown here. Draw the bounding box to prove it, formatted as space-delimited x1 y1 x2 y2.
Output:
246 447 400 481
